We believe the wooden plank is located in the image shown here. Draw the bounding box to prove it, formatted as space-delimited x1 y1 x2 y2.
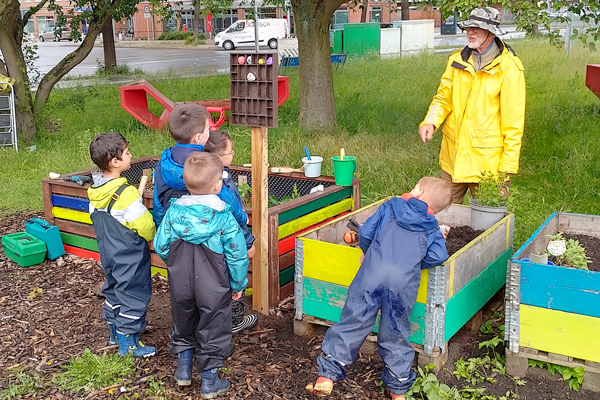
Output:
520 305 600 363
251 126 269 315
151 253 166 268
280 265 295 285
151 266 167 277
52 195 89 211
520 262 600 318
48 182 89 198
42 180 54 224
278 198 353 240
512 213 559 260
64 244 100 261
300 238 430 304
268 213 280 307
446 214 513 297
301 278 426 344
55 219 96 238
278 211 351 254
444 248 511 341
436 204 471 227
277 186 353 225
61 232 99 252
52 207 92 225
280 281 294 299
352 179 361 210
558 212 600 238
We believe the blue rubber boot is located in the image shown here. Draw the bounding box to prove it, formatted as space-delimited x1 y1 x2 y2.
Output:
108 323 117 345
117 333 157 358
174 349 194 386
200 368 230 399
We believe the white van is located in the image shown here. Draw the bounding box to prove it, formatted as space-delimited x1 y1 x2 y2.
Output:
215 19 288 50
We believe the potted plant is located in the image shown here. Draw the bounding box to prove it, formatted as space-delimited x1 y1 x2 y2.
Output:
469 171 511 230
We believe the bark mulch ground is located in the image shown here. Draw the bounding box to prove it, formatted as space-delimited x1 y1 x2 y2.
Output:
0 213 597 399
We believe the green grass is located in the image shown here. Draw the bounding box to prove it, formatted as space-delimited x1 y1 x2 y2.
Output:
0 372 46 399
1 38 599 246
52 348 136 393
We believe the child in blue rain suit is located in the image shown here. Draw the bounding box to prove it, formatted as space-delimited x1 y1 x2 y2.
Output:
307 177 452 399
154 152 249 398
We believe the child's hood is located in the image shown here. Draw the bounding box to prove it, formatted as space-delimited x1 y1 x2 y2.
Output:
389 196 439 232
160 144 204 191
165 194 233 240
88 177 128 208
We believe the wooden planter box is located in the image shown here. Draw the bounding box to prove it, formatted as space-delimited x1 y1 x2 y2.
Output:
294 199 514 368
505 212 600 391
41 156 360 307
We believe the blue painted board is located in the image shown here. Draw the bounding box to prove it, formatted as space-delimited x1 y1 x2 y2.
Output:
520 261 600 318
51 195 89 211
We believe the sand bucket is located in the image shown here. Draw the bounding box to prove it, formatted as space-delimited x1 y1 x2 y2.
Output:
302 156 323 178
331 156 356 186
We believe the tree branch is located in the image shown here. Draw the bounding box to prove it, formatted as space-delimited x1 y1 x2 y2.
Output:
23 0 48 25
0 58 7 76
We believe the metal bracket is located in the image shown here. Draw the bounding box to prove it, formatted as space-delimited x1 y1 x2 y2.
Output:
505 259 521 353
424 266 447 354
294 238 304 320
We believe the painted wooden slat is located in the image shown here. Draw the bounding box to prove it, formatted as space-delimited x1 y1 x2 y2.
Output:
302 278 426 344
151 266 167 277
64 244 100 261
278 211 351 254
512 212 558 260
444 248 511 341
278 198 353 240
301 238 429 304
61 232 99 252
278 187 353 225
519 305 600 363
520 262 600 318
51 195 89 211
280 265 295 285
52 207 92 225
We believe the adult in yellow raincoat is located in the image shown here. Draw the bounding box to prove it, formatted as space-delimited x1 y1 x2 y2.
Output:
419 7 525 204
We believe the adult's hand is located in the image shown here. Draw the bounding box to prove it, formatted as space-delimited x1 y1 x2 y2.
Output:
419 124 435 143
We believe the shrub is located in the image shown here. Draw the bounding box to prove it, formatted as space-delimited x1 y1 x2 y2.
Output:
158 31 193 40
474 171 510 207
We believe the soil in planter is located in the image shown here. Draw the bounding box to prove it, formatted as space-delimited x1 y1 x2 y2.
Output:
446 225 484 257
563 234 600 272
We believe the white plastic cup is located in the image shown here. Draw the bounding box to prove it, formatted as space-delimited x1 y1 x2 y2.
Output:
302 156 323 178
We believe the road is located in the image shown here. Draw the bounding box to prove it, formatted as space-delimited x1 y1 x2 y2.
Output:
33 42 231 77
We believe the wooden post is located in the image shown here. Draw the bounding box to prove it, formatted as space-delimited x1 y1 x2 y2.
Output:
251 126 270 315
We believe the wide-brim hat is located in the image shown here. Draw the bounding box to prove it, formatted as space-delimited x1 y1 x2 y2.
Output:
458 7 506 36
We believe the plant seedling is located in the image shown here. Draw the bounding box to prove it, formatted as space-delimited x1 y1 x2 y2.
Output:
474 171 511 208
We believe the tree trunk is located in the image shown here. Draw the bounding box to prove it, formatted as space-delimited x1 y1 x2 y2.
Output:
102 19 117 72
291 0 343 131
193 0 200 41
361 0 368 23
401 0 410 20
0 0 36 140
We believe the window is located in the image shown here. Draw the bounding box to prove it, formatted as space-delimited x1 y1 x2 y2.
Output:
21 10 35 35
37 16 54 35
213 10 238 34
370 6 382 22
332 8 348 27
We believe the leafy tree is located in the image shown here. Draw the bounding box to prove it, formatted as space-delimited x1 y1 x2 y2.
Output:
0 0 157 140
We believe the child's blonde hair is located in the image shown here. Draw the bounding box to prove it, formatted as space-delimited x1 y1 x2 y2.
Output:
416 177 452 214
183 152 223 195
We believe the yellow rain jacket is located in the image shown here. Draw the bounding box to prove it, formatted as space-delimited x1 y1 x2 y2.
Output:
88 177 156 242
420 38 525 183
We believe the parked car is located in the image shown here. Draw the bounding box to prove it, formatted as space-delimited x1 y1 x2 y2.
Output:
214 19 288 50
39 26 72 42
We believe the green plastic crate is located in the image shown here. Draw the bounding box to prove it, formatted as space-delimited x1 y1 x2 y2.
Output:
1 232 47 267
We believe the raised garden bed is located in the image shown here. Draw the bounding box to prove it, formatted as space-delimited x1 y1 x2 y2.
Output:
293 199 514 369
505 212 600 391
41 156 360 307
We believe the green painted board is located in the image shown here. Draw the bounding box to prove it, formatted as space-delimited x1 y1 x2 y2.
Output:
278 187 352 225
302 277 426 344
444 248 511 341
280 265 294 285
61 232 99 252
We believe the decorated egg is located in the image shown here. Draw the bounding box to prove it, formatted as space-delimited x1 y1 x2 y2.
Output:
266 57 273 66
237 56 245 64
247 72 256 81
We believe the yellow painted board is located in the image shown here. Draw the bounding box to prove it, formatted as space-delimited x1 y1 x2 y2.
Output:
151 266 167 278
301 238 429 304
519 304 600 363
52 207 92 225
278 198 353 240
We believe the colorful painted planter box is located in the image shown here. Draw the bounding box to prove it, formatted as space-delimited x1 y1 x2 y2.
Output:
294 199 514 363
505 212 600 390
41 156 360 307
